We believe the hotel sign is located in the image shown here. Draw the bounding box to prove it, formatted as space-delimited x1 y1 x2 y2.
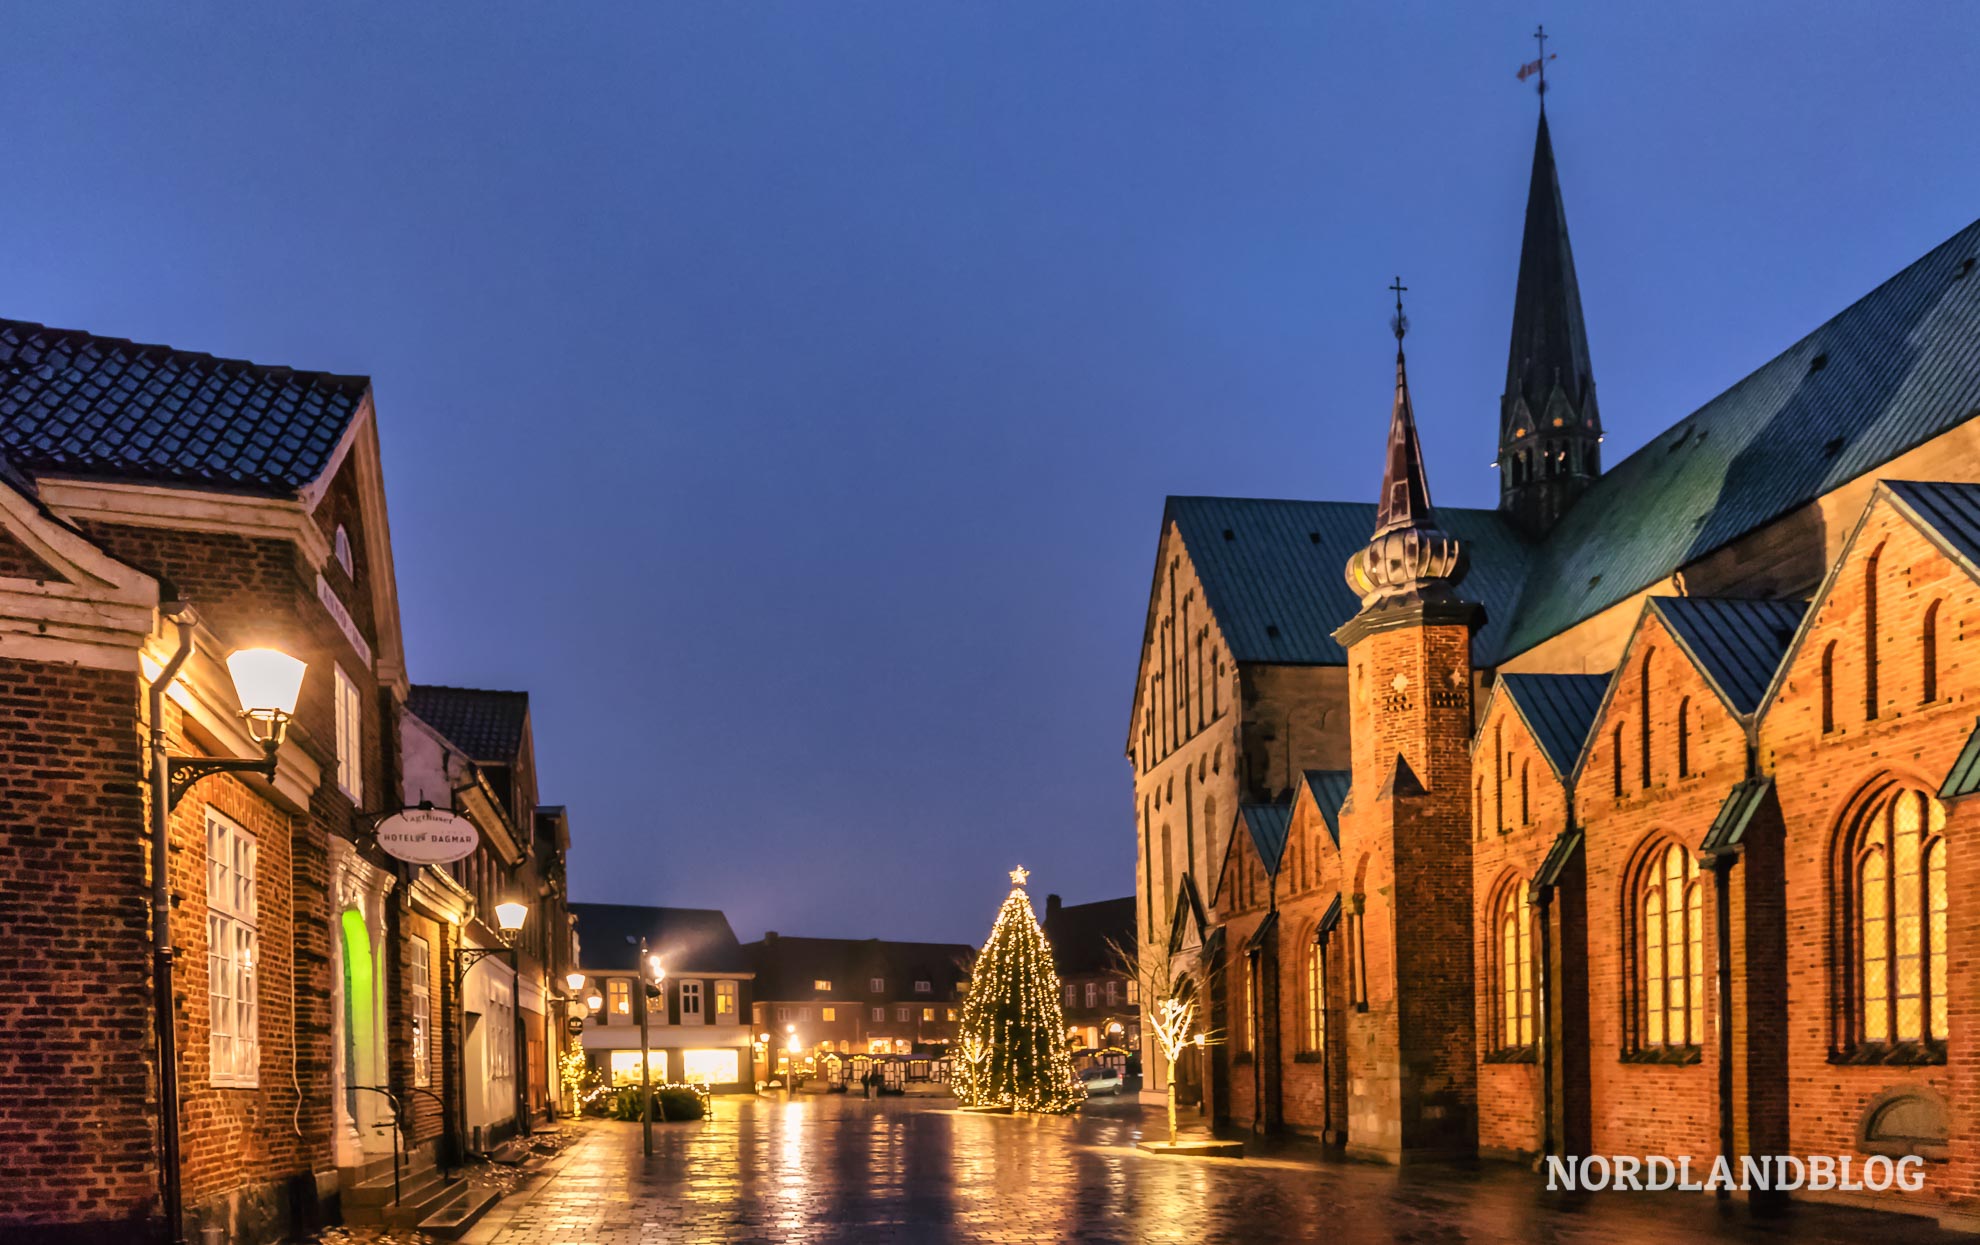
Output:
375 807 479 864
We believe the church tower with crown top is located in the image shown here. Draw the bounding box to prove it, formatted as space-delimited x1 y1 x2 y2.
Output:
1332 286 1481 1162
1498 90 1602 537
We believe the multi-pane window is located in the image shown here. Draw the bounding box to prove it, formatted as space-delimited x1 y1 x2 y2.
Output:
680 980 703 1021
813 979 832 991
822 1006 836 1022
207 810 259 1087
1852 787 1949 1047
1105 980 1119 1007
946 1008 957 1021
1495 880 1534 1049
715 980 737 1021
1635 843 1704 1049
1303 937 1325 1055
914 980 931 993
871 1007 885 1022
334 665 363 803
1241 953 1257 1055
487 986 513 1081
609 979 631 1017
895 1006 909 1022
1085 982 1099 1008
409 934 432 1087
869 977 885 992
1063 984 1076 1008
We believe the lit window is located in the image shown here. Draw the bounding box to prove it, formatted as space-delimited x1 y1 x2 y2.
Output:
1242 953 1257 1054
1493 879 1534 1049
715 981 737 1021
946 1008 956 1021
409 934 431 1087
609 979 631 1017
869 977 885 992
1852 787 1949 1047
814 979 832 991
922 1008 934 1022
1632 842 1704 1050
871 1006 884 1022
822 1007 836 1022
1304 936 1325 1055
1128 980 1139 1005
207 809 259 1087
609 1050 666 1085
680 1048 739 1085
914 980 931 993
680 980 703 1021
333 665 363 804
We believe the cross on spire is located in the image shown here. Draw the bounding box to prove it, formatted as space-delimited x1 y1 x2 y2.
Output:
1534 25 1548 101
1389 276 1409 344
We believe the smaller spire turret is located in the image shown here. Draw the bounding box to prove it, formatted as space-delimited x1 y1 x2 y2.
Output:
1345 281 1469 612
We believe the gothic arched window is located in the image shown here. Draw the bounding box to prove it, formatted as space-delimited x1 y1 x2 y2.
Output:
1629 841 1704 1051
1922 600 1942 704
1676 696 1691 779
1845 787 1949 1051
1639 648 1655 789
1821 641 1838 734
1865 542 1884 720
1490 878 1534 1050
1303 935 1326 1056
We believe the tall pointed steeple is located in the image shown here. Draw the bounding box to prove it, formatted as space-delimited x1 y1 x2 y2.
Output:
1345 282 1470 617
1498 107 1602 538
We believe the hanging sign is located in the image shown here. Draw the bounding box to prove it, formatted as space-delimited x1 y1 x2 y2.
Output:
565 1016 587 1036
375 807 480 864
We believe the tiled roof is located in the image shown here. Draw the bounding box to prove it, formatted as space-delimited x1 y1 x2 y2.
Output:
1300 770 1351 846
1652 597 1807 718
1317 893 1342 936
1166 496 1529 666
1238 803 1293 877
1887 480 1980 574
1043 896 1135 977
1497 673 1608 780
406 685 530 763
569 903 750 975
0 318 369 496
1502 217 1980 655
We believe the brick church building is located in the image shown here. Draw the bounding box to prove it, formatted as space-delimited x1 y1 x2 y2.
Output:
1129 105 1980 1231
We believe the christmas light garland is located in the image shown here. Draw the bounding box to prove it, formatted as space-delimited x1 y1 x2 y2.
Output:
953 866 1087 1114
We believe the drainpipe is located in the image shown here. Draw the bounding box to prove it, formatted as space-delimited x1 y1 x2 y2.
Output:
147 606 196 1245
1713 851 1735 1196
1535 882 1555 1162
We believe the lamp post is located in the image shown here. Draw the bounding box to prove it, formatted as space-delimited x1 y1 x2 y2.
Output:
636 941 664 1156
146 604 304 1245
455 899 530 1155
785 1030 801 1100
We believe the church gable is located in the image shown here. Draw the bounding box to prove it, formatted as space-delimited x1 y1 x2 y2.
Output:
1759 481 1980 744
1126 517 1238 764
1472 680 1574 842
1569 602 1752 809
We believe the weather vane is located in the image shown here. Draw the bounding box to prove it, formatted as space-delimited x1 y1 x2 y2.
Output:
1518 25 1557 107
1008 865 1029 887
1389 276 1409 344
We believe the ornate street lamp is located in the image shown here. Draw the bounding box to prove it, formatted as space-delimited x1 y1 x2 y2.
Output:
146 603 304 1245
566 971 587 994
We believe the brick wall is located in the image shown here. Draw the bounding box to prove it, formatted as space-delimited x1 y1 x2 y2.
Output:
0 658 154 1230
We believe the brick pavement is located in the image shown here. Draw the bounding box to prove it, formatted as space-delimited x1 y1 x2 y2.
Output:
463 1095 1965 1244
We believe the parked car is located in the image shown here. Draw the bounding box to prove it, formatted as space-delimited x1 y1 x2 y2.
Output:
1080 1065 1125 1096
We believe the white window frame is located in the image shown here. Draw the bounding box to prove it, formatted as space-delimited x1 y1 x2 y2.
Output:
206 809 259 1088
813 979 832 991
869 977 885 992
334 665 363 804
1085 981 1099 1008
409 934 432 1087
715 980 737 1020
871 1006 885 1022
914 980 931 994
681 980 703 1022
895 1006 909 1022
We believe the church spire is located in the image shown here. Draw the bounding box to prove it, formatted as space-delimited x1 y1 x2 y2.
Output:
1345 281 1469 615
1498 98 1602 538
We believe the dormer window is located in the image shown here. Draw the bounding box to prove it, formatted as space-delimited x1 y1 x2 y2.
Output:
333 525 354 578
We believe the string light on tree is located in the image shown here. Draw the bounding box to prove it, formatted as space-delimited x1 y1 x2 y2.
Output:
953 865 1085 1113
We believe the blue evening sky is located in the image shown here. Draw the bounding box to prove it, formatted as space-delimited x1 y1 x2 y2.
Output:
5 5 1976 943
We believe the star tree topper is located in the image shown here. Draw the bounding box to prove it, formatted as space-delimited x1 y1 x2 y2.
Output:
1008 865 1029 888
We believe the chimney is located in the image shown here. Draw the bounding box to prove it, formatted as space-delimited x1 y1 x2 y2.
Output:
1046 894 1062 921
764 931 778 944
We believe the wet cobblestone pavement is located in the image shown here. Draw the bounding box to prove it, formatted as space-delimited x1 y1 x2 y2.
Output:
461 1095 1961 1244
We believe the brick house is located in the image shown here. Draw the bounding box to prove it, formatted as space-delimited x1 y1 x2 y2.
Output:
0 318 574 1243
1041 893 1138 1052
568 904 756 1093
745 932 973 1073
1127 108 1980 1232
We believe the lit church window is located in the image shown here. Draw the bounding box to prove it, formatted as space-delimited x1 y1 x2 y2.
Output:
1304 936 1325 1055
1633 842 1703 1050
1850 787 1948 1048
1494 879 1533 1049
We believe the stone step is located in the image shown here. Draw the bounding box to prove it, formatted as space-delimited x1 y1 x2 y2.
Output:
418 1185 504 1241
345 1163 449 1210
382 1174 472 1228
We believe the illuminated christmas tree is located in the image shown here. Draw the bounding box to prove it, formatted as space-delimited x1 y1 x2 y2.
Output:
955 867 1086 1113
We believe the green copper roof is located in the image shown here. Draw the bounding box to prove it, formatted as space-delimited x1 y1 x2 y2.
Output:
1701 777 1774 856
1497 673 1608 780
1652 597 1807 718
1300 770 1352 846
1938 719 1980 801
1239 803 1294 878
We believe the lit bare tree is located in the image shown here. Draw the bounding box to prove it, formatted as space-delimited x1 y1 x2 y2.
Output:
1109 916 1219 1146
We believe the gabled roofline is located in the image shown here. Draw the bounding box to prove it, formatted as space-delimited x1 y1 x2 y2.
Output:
1125 507 1181 754
1752 480 1980 727
1471 676 1592 784
1565 595 1661 791
1643 597 1778 727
